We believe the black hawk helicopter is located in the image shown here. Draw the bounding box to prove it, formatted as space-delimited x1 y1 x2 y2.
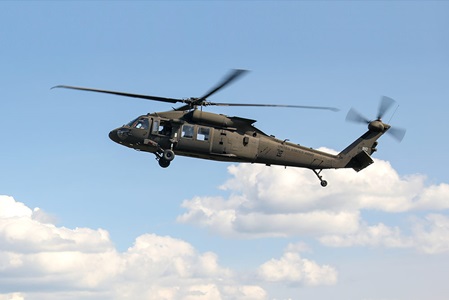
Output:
53 69 405 187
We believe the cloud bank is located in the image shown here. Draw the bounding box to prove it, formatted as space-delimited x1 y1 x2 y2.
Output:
3 155 448 299
178 155 449 254
0 195 334 299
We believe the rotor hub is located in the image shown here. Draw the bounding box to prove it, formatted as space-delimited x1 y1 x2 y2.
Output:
368 120 390 132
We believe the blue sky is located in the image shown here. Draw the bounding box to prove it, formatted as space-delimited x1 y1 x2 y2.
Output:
1 1 449 299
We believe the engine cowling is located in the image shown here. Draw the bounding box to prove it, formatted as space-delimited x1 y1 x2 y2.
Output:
191 110 235 127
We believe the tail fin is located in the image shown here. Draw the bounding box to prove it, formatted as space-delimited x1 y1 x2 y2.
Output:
336 128 387 172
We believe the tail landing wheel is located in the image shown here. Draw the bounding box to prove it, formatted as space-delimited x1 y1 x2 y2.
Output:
312 169 328 187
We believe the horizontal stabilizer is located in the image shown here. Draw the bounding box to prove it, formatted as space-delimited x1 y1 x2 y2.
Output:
345 149 374 172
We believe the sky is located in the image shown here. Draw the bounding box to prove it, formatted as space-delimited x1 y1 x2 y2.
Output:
1 1 449 299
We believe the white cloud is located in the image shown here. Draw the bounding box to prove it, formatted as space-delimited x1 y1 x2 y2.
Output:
0 293 25 300
0 207 113 254
285 241 312 253
315 214 449 255
0 196 32 218
0 195 268 300
411 214 449 254
178 196 360 238
258 243 337 286
232 210 360 237
177 196 239 237
319 222 412 249
177 158 449 253
216 158 449 213
120 233 231 282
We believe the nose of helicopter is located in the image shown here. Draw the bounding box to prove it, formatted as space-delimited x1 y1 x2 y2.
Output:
109 129 119 143
109 129 124 144
109 127 132 143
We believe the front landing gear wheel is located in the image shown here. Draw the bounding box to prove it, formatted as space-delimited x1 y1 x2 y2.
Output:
158 158 170 168
163 149 175 161
320 180 328 187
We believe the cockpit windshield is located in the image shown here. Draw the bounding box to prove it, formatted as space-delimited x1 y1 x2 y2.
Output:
126 117 139 127
127 117 149 130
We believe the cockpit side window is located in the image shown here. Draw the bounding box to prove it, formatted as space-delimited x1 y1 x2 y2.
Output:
152 119 172 136
152 120 159 134
134 118 149 130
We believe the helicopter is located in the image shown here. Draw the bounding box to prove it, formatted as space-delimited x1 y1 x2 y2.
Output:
53 69 405 187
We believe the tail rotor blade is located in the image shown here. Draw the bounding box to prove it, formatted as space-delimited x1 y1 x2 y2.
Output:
377 96 395 120
346 107 370 124
387 127 406 142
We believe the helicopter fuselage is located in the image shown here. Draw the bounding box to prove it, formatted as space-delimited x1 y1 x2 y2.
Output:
109 109 368 175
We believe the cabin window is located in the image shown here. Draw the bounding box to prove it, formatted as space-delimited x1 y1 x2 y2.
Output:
181 125 194 138
197 127 210 141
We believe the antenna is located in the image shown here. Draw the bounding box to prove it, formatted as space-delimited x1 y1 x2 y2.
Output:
388 104 399 124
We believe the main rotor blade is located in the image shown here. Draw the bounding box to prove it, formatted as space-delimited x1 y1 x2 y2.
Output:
346 107 370 124
209 102 340 112
387 126 406 142
377 96 395 120
52 85 182 104
198 69 249 102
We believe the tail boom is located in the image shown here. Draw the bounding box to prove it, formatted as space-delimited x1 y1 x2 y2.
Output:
336 128 387 172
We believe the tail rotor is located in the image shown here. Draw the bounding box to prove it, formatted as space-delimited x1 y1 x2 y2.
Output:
346 96 406 142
